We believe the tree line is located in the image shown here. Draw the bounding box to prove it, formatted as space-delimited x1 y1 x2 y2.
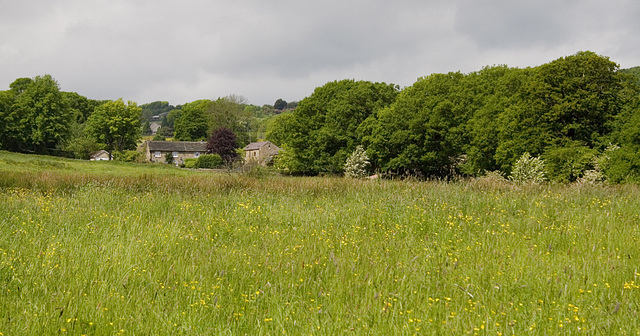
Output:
2 51 639 183
266 51 640 183
0 75 290 160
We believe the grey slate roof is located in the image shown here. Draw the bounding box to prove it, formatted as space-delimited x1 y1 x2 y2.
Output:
147 141 207 152
243 141 271 151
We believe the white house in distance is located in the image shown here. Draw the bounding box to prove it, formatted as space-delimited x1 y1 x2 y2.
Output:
243 141 280 165
89 150 112 161
144 140 207 165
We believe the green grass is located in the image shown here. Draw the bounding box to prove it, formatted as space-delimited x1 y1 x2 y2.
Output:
1 151 640 335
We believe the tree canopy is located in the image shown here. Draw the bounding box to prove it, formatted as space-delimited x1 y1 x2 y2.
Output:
2 51 640 183
0 75 72 154
174 100 210 141
270 51 640 182
267 79 399 175
206 127 238 165
86 99 142 158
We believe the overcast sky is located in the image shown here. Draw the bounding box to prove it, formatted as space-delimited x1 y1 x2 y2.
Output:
1 0 638 106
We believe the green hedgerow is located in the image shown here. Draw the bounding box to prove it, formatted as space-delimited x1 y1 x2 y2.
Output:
195 154 222 169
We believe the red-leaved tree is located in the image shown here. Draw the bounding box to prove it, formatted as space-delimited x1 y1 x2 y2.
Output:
206 127 238 165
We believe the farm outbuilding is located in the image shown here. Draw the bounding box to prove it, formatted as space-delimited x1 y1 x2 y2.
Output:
243 141 280 165
89 150 112 161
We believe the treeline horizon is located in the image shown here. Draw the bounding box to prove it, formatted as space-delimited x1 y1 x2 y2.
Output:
266 51 640 183
1 51 640 183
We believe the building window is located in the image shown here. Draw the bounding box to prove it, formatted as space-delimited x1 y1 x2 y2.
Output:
194 152 200 158
154 151 161 158
172 151 179 158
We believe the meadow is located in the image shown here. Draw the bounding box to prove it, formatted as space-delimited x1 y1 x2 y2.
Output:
1 151 639 335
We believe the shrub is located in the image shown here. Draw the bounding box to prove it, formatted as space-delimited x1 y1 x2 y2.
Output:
165 152 174 165
601 144 640 183
184 158 197 169
114 150 143 162
576 169 606 185
344 146 371 178
543 143 597 183
195 154 222 169
509 152 546 184
575 143 618 185
240 163 271 178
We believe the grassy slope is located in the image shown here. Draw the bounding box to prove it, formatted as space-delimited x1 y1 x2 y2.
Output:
0 150 196 177
1 152 640 335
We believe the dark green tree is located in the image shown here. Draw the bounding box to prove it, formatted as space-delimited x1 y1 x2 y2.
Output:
273 98 287 110
206 96 251 146
460 66 530 175
9 77 33 93
363 73 469 177
62 91 103 123
86 99 142 159
62 123 101 160
0 90 13 149
1 75 72 154
495 51 630 176
278 79 398 175
265 111 297 147
141 120 152 136
174 100 210 141
619 66 640 90
140 101 175 121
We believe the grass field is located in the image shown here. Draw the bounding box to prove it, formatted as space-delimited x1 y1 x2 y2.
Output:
1 151 640 335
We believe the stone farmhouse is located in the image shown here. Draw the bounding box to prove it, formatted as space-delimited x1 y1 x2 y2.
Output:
243 141 280 165
144 141 206 165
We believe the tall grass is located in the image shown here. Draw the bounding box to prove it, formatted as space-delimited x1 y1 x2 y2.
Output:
1 152 640 335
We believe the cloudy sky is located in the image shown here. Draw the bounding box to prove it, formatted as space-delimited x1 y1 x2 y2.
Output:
1 0 638 106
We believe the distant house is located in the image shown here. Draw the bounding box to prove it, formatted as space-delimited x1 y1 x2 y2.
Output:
90 150 112 161
149 122 161 135
243 141 280 165
145 140 207 165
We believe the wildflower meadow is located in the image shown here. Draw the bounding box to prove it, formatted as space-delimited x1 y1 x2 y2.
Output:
1 151 639 335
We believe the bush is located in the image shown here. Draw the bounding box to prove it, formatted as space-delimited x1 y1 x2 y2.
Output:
601 145 640 183
240 163 271 178
184 158 197 169
114 150 143 162
344 146 371 178
543 143 597 183
195 154 222 169
509 152 546 184
165 152 174 165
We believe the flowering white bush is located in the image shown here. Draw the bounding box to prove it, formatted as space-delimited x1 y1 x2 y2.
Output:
577 143 620 185
576 169 606 185
344 146 370 178
509 152 546 184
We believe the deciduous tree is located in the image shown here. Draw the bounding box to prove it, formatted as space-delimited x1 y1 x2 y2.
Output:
206 127 238 165
174 100 210 141
276 79 398 175
86 99 141 159
1 75 72 154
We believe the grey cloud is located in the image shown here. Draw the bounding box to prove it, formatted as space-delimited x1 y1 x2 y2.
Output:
0 0 638 105
454 0 573 49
